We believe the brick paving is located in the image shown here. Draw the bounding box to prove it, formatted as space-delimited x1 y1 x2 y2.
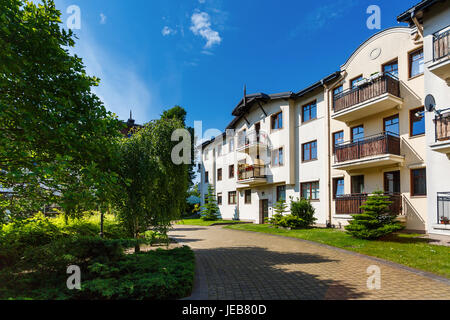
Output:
169 225 450 300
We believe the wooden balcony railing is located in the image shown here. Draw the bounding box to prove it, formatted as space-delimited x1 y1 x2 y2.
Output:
333 74 400 113
335 193 402 215
237 164 266 181
435 112 450 142
433 27 450 62
334 132 401 163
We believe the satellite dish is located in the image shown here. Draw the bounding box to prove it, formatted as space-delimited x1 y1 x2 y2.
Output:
425 94 436 112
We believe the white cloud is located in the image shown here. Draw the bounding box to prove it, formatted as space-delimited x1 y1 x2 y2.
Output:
198 0 206 3
161 26 176 36
100 13 107 24
189 11 222 49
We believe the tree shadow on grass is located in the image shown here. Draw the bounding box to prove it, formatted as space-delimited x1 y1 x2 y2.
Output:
193 246 366 300
378 233 442 245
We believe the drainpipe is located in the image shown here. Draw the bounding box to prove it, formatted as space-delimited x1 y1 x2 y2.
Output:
323 74 344 228
323 81 333 228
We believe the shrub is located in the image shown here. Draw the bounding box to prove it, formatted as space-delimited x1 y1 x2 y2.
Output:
290 197 317 228
345 191 404 240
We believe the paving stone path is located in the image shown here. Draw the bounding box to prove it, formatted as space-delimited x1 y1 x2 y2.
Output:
169 224 450 300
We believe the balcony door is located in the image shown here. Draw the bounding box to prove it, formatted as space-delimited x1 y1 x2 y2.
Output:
351 175 365 194
384 171 400 194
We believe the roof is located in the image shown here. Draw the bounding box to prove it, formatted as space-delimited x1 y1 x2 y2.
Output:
231 92 295 117
225 71 341 130
295 71 341 97
397 0 448 24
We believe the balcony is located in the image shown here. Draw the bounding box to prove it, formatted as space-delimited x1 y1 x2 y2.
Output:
429 26 450 83
431 111 450 154
237 164 267 185
237 130 269 154
333 132 404 171
332 74 402 122
335 193 402 215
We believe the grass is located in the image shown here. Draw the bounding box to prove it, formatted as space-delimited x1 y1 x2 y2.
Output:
225 224 450 279
175 218 243 226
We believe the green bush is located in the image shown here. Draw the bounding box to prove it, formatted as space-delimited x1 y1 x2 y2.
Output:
0 238 195 300
290 197 317 228
345 191 404 240
268 198 316 229
78 246 195 300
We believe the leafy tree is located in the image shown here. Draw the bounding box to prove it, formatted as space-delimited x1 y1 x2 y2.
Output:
200 185 219 221
345 191 404 240
114 117 188 252
0 0 123 222
161 106 196 188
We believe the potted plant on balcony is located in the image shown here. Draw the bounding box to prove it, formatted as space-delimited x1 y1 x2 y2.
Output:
370 72 381 81
440 216 449 225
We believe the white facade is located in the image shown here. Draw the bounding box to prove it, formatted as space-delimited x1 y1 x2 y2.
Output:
200 86 333 225
421 2 450 235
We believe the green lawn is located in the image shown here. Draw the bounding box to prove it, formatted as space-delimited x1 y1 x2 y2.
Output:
175 219 243 226
225 224 450 279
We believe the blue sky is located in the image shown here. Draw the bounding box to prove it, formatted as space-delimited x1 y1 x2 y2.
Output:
50 0 417 135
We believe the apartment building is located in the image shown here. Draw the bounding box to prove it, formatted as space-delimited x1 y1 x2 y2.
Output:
398 0 450 235
200 74 339 225
199 0 449 235
328 26 427 232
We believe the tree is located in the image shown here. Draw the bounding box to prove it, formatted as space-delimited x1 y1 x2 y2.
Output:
345 191 404 240
200 185 220 221
273 200 288 215
161 106 196 188
0 0 123 222
114 117 189 252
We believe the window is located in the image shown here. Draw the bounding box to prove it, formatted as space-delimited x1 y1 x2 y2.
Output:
333 131 344 153
272 148 284 166
229 137 235 152
333 85 343 97
217 192 222 205
351 125 364 142
276 185 286 202
205 171 209 183
410 107 425 136
409 48 424 78
351 75 363 88
271 112 283 130
301 181 319 200
383 59 399 78
351 175 364 194
244 189 251 204
302 141 317 162
217 168 222 181
228 191 237 205
217 145 222 157
302 101 317 123
229 165 235 179
411 168 426 196
384 114 399 135
333 178 344 199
